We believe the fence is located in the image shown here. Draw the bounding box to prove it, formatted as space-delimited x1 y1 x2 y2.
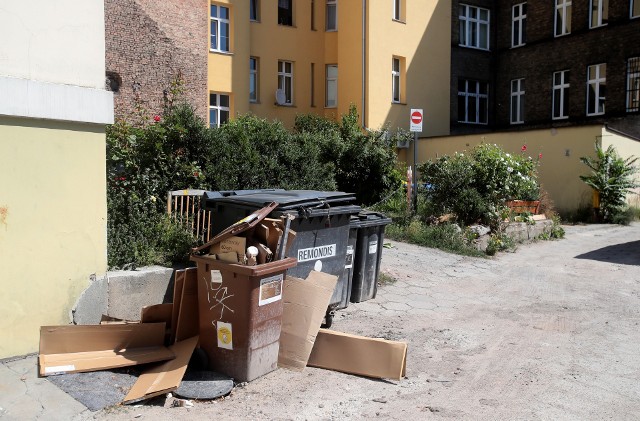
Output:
166 189 213 242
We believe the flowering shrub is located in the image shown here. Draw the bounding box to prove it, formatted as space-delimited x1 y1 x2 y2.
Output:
418 143 541 227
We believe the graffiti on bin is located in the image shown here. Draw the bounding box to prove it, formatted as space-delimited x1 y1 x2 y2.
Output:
202 270 235 320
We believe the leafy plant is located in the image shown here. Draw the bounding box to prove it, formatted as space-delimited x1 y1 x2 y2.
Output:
580 143 639 223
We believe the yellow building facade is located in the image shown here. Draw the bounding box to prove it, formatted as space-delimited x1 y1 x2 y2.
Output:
207 0 451 135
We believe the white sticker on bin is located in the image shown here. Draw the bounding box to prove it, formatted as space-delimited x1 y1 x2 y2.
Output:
217 321 233 350
345 245 354 269
369 239 378 254
45 365 75 375
259 274 283 306
297 244 337 262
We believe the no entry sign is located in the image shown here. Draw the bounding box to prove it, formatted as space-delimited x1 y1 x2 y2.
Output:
410 109 423 132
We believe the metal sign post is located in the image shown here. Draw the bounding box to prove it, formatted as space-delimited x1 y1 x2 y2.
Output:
409 109 423 214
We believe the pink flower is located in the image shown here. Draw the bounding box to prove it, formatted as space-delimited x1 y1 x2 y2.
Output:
193 172 199 177
538 153 543 159
521 145 527 152
153 115 161 122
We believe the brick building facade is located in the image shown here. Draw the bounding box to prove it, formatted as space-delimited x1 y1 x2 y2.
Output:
105 0 208 121
451 0 640 136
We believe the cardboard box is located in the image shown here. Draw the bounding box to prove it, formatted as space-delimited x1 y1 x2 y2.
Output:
211 236 247 256
38 323 174 376
278 271 338 371
307 329 407 380
123 335 199 404
174 268 199 343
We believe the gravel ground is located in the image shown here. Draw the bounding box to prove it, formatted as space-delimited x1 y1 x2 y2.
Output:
3 223 639 420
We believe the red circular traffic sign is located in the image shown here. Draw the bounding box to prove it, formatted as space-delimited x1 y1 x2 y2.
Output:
411 111 423 124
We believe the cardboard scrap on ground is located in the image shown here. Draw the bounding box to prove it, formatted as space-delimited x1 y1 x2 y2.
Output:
38 323 174 377
278 271 338 371
307 329 407 380
174 268 199 343
123 335 199 404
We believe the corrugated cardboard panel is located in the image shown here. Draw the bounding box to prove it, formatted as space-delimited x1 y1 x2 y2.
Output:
278 271 338 371
175 268 199 342
307 329 407 380
39 323 173 376
170 270 185 343
123 336 199 404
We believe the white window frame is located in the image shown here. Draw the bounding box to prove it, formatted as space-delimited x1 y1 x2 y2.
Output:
512 3 526 47
325 64 337 108
632 0 640 18
458 79 489 125
510 78 525 124
209 93 230 128
586 63 606 116
553 70 570 120
250 57 258 103
250 0 259 21
326 0 337 31
626 57 640 112
555 0 572 37
210 4 230 53
392 58 401 103
393 0 401 21
459 4 490 51
589 0 608 28
278 60 294 105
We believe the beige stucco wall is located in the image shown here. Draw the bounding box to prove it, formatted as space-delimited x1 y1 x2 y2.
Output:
404 125 606 214
366 0 451 135
601 127 640 207
0 117 107 357
0 1 106 89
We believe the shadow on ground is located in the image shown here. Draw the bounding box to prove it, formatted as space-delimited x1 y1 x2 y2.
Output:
574 240 640 266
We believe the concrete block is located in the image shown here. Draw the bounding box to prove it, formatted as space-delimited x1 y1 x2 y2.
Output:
72 274 108 325
107 266 175 321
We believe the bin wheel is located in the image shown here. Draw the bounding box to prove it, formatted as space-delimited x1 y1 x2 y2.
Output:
322 311 334 329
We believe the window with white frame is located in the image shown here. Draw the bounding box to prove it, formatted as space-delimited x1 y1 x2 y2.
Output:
209 93 230 127
553 70 570 119
326 65 337 107
326 0 337 31
210 4 230 52
587 63 606 116
626 57 640 112
590 0 608 28
512 3 526 47
250 57 259 102
250 0 259 21
632 0 640 18
278 60 293 105
392 58 401 103
555 0 572 37
278 0 293 26
510 79 525 124
459 4 490 50
458 79 488 124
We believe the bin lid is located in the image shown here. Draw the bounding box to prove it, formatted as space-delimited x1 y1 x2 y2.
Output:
191 201 278 254
203 190 361 217
349 211 393 228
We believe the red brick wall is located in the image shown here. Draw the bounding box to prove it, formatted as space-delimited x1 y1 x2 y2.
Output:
105 0 208 122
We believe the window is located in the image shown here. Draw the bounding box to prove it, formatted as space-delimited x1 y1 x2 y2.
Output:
250 0 259 21
553 70 570 120
311 63 315 106
457 79 488 124
555 0 572 37
278 60 293 105
632 0 640 18
512 3 526 47
210 93 230 127
590 0 608 28
392 58 401 103
393 0 401 21
210 4 230 52
626 57 640 112
250 57 258 102
326 0 337 30
511 79 525 124
587 63 606 116
326 65 337 107
278 0 293 26
459 4 490 50
311 0 316 29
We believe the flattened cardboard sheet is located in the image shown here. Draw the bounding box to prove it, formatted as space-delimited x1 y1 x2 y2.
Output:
39 323 173 376
123 336 199 404
140 303 173 325
307 329 407 380
171 270 185 343
175 268 199 343
278 271 338 371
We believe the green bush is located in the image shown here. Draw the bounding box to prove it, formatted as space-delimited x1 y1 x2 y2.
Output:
385 220 484 257
580 143 639 223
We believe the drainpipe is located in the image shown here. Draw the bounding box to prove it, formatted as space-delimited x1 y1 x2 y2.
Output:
362 0 367 128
